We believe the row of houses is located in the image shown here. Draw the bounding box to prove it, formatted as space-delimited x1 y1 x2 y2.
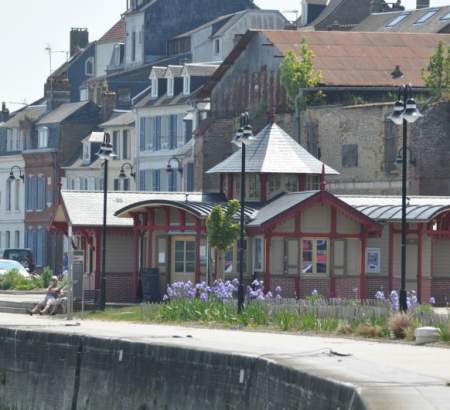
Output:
2 0 450 304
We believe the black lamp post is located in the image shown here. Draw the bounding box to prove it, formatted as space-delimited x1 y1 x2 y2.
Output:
96 133 116 310
166 157 183 174
232 112 255 313
9 166 25 182
388 84 423 312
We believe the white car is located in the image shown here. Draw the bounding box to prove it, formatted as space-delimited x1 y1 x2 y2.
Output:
0 259 30 278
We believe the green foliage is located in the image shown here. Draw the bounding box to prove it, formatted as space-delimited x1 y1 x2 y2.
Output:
206 200 240 252
41 266 54 288
280 38 323 108
421 41 450 99
0 269 43 290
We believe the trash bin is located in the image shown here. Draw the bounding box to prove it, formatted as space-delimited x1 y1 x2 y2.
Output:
141 268 161 302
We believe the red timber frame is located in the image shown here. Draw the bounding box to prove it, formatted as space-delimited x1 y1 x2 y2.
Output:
129 204 207 295
247 191 382 298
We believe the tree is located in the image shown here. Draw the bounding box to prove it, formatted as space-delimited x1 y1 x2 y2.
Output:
280 38 323 146
206 200 240 278
421 41 450 100
280 38 323 108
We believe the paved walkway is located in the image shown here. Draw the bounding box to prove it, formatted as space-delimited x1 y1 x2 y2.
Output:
0 312 449 409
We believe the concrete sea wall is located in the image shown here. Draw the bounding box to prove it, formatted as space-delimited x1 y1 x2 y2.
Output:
0 328 366 410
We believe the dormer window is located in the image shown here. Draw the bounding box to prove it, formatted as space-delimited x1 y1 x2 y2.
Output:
151 74 158 98
167 74 174 97
85 57 94 76
82 142 91 163
183 75 190 95
214 39 221 56
38 127 49 148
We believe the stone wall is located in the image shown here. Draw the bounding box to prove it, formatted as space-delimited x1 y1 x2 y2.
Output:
0 328 367 410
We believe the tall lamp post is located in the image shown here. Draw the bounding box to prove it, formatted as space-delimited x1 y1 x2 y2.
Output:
8 166 25 182
388 84 423 312
232 112 255 313
96 133 116 310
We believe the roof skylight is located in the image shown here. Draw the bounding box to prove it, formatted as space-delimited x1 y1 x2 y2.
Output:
385 13 410 27
414 9 439 24
440 11 450 20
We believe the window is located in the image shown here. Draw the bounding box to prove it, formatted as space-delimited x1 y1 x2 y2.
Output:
253 237 263 272
169 114 177 149
14 231 20 248
302 239 328 274
82 143 91 162
286 175 298 192
174 239 196 273
186 163 194 192
168 170 177 192
184 119 193 143
341 144 358 168
183 75 190 95
224 247 233 273
415 9 438 24
117 89 131 106
5 231 10 248
114 178 120 191
14 179 20 211
268 175 281 196
122 130 129 159
112 131 120 159
247 174 260 200
123 178 130 191
151 75 158 98
139 117 146 151
167 75 174 97
5 179 11 211
85 57 94 76
214 39 221 55
385 13 410 27
152 170 160 191
153 116 161 150
305 175 320 190
38 127 49 148
80 87 89 102
441 11 450 20
37 176 46 210
131 32 136 61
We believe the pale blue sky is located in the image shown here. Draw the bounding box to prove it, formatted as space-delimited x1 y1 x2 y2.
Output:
1 0 448 111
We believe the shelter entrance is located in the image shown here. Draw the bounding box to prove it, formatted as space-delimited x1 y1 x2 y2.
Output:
171 236 196 283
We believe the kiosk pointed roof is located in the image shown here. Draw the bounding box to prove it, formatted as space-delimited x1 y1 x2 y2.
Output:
207 122 338 175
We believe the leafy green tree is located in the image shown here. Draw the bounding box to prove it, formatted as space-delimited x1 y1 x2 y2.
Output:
280 38 323 108
422 41 450 99
206 200 240 278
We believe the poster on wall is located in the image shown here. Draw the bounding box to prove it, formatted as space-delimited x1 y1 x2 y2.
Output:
366 248 380 273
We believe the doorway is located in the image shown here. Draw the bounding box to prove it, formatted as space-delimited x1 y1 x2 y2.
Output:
171 236 196 283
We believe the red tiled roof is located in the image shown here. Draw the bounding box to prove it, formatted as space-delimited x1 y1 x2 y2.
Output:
262 30 450 87
200 30 450 97
98 19 125 44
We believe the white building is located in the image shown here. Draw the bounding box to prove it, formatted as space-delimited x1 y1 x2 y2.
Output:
95 18 126 77
0 104 46 251
64 111 137 192
134 63 218 192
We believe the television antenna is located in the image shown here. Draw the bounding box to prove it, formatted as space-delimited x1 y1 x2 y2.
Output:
45 44 69 75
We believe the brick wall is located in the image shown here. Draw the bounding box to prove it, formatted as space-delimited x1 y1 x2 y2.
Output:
335 276 361 299
366 276 389 299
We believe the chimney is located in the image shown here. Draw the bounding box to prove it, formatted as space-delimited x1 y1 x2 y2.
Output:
370 0 386 13
101 91 117 122
70 28 89 57
416 0 430 9
0 102 9 123
300 0 328 26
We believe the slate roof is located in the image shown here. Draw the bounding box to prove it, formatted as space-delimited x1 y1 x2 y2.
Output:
98 19 126 44
1 105 46 128
174 12 241 39
37 101 90 125
207 122 339 175
100 111 135 128
355 6 450 33
338 195 450 222
183 64 219 77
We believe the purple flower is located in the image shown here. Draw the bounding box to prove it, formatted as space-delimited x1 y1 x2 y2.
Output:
163 294 169 301
275 286 282 294
429 297 436 305
375 290 385 300
311 289 319 296
265 291 273 299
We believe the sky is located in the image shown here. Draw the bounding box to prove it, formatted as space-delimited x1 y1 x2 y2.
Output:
0 0 449 112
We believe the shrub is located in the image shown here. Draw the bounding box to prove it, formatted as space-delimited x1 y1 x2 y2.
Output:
356 323 384 338
41 267 54 288
0 269 43 290
389 312 412 339
336 321 353 335
437 323 450 343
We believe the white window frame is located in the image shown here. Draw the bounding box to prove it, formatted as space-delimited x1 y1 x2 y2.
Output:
301 238 329 275
85 57 94 76
166 74 174 97
38 127 49 148
253 237 264 272
183 75 190 95
150 74 158 98
82 143 91 162
214 38 221 56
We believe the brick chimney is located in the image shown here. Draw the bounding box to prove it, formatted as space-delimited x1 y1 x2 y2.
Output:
417 0 430 9
0 102 9 123
101 91 117 122
70 28 89 57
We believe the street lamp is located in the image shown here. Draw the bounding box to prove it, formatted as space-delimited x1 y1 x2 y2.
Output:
232 112 256 313
388 84 423 312
166 157 183 174
96 133 116 310
9 166 25 182
118 162 136 180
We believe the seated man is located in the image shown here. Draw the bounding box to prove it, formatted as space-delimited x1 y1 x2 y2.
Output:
27 276 61 316
49 285 69 316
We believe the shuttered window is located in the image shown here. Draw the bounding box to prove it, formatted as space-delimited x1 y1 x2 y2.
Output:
186 163 194 192
154 116 161 150
139 117 146 151
169 114 177 149
152 170 160 191
122 130 129 159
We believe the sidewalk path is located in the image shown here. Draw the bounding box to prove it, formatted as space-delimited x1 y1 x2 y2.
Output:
1 312 449 409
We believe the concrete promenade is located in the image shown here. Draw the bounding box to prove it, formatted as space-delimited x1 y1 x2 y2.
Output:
1 312 450 409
